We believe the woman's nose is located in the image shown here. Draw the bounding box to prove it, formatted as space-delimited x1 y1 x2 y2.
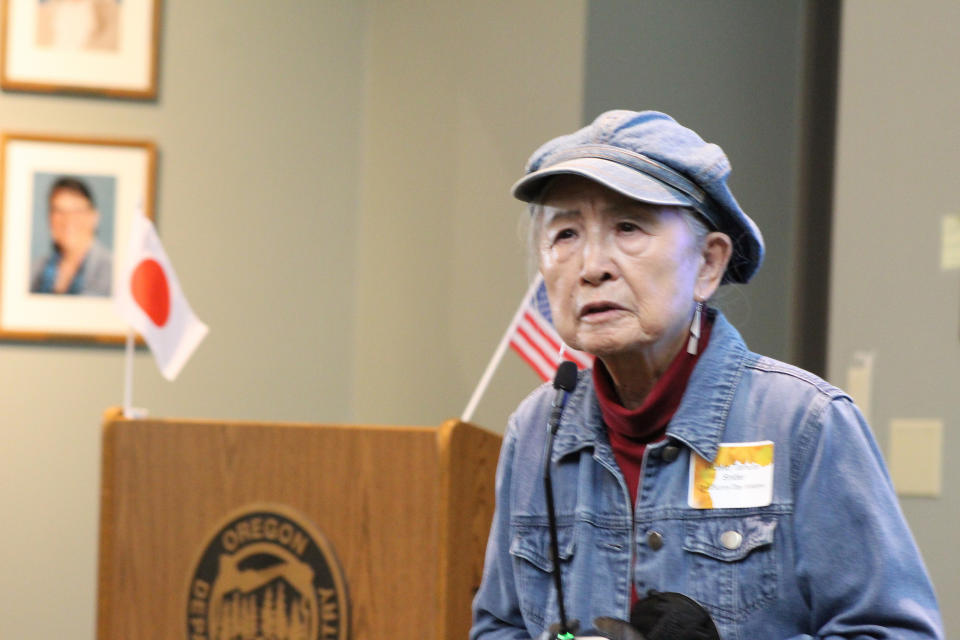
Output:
579 235 616 285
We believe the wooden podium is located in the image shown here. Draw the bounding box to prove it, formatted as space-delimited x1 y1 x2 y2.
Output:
96 409 502 640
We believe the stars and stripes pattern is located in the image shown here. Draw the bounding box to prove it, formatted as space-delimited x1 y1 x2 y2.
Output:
509 275 593 382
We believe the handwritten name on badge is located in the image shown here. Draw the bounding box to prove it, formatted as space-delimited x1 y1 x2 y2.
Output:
688 441 774 509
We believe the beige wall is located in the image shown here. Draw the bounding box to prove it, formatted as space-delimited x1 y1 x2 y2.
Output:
0 3 368 638
0 2 585 639
353 0 586 429
829 0 960 633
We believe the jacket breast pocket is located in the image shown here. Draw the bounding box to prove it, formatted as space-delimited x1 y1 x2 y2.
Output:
509 524 576 629
682 514 778 622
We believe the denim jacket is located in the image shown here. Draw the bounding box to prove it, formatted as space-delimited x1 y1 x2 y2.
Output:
470 313 943 640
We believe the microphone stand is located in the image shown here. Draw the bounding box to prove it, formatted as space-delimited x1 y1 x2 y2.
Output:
543 361 578 640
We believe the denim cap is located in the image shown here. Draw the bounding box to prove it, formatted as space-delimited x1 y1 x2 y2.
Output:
512 110 764 284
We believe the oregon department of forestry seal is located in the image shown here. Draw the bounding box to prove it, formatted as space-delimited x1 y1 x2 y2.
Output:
187 504 349 640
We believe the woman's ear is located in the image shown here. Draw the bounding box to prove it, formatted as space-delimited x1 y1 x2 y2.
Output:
695 232 733 300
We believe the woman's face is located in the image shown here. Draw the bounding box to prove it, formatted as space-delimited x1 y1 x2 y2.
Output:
537 175 706 360
49 187 98 254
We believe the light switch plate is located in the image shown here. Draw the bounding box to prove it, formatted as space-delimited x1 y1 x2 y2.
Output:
845 351 874 424
889 419 943 497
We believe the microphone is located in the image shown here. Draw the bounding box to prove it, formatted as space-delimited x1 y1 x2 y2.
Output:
542 361 579 639
549 361 579 433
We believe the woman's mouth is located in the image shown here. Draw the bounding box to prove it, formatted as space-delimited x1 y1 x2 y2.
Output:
578 302 626 322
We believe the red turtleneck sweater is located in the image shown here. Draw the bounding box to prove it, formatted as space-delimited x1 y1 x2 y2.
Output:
593 315 713 508
591 315 713 603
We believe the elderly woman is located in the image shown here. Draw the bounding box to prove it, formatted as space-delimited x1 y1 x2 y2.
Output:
470 111 942 639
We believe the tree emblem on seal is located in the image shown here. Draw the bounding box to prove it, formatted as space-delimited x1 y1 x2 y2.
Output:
187 505 349 640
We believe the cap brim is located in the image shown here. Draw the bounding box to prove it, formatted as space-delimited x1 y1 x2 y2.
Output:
511 157 697 209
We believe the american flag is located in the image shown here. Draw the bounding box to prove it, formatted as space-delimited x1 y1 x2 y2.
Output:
509 275 593 381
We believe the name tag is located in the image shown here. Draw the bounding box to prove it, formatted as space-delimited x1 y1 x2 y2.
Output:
688 441 774 509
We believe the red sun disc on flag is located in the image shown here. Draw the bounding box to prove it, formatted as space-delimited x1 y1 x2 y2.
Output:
131 258 170 327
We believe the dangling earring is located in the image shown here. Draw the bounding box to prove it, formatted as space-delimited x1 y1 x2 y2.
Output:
687 301 704 355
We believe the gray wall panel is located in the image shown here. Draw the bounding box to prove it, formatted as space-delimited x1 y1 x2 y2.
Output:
584 0 809 363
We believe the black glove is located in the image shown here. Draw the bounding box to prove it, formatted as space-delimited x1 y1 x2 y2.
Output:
593 590 720 640
592 617 648 640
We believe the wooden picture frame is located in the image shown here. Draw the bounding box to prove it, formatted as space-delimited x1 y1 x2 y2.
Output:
1 0 161 99
0 133 156 343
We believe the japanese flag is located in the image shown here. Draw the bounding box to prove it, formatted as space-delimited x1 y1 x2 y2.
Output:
115 214 208 380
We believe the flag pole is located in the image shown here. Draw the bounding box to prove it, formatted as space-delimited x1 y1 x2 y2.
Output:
123 329 135 418
461 273 543 423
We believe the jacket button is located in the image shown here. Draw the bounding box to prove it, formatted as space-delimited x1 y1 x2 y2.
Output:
661 445 680 462
646 531 664 551
720 530 743 550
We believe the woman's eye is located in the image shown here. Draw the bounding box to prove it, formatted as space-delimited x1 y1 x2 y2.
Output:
617 221 641 233
552 228 577 243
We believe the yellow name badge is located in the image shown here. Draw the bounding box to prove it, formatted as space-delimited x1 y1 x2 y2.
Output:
688 441 774 509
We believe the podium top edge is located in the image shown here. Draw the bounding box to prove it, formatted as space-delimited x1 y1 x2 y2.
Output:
101 407 495 436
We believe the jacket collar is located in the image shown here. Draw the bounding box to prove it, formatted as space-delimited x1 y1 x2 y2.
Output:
551 310 749 464
551 367 603 461
666 311 747 462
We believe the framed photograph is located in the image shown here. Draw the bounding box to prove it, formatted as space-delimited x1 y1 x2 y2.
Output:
1 0 161 99
0 133 156 342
